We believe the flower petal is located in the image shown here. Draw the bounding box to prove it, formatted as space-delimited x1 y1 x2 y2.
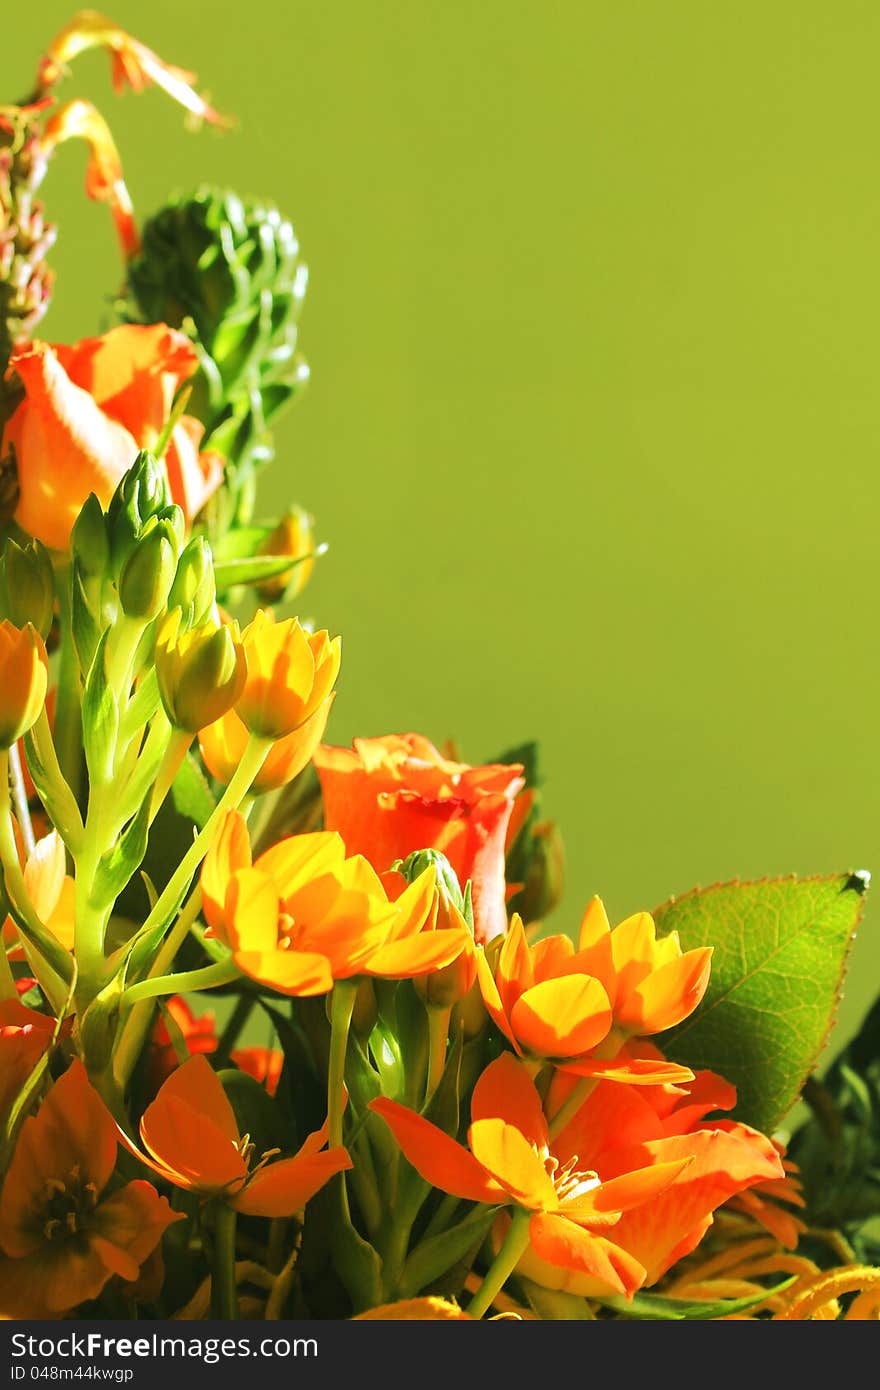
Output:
510 975 612 1059
471 1053 548 1151
232 1149 352 1217
369 1097 501 1203
468 1118 557 1210
527 1213 646 1297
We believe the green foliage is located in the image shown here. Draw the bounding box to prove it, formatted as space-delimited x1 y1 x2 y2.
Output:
655 873 869 1133
598 1279 796 1320
124 187 309 530
789 995 880 1263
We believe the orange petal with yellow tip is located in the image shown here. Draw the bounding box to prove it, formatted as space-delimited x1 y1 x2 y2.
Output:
617 947 713 1034
474 948 520 1052
233 948 334 998
496 915 533 1011
232 1147 352 1217
224 868 281 954
365 930 470 980
471 1053 548 1151
369 1097 502 1204
510 975 612 1059
529 933 575 982
527 1213 646 1296
201 809 252 933
578 896 611 949
468 1119 557 1210
566 1158 693 1220
560 1055 695 1084
139 1095 247 1194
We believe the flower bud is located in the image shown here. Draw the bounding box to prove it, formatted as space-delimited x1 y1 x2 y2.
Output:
235 610 341 739
351 979 378 1040
257 507 317 602
118 519 179 619
106 451 172 567
509 820 566 926
156 610 246 732
0 538 55 639
168 537 216 629
398 851 477 1010
70 493 110 579
0 621 48 748
395 850 469 919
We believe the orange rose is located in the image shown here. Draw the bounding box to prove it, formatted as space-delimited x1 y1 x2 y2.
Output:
314 734 524 944
3 323 224 550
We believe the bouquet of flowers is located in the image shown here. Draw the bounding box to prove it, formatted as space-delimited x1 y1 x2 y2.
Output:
0 13 877 1324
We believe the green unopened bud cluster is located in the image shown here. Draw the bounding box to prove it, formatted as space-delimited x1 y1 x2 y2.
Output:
0 535 55 637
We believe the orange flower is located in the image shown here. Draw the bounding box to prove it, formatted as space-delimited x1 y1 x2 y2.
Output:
231 1046 284 1097
129 1056 350 1216
0 621 47 749
200 811 471 996
4 325 224 550
234 612 341 740
518 1056 786 1295
144 997 218 1093
2 830 75 960
313 734 525 945
0 999 56 1125
0 1061 179 1318
199 697 333 793
370 1052 697 1299
39 12 228 127
474 903 711 1082
724 1141 806 1248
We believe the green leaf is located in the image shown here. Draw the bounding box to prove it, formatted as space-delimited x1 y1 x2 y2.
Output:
399 1206 501 1298
600 1278 796 1320
212 553 312 589
171 752 216 829
655 873 869 1132
81 631 119 785
93 796 152 908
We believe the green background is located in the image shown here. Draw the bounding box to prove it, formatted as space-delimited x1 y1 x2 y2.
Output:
4 1 879 1060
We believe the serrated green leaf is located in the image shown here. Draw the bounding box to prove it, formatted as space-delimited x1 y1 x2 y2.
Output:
655 874 869 1131
600 1278 796 1320
399 1205 501 1298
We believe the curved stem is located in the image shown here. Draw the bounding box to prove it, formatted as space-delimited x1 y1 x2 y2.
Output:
466 1208 531 1319
53 572 83 803
122 956 239 1006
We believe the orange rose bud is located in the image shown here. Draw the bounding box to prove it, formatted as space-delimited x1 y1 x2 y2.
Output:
199 696 333 793
313 734 524 945
156 610 246 733
0 621 48 749
234 610 341 740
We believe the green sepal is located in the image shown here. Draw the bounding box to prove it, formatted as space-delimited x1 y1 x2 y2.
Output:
81 630 119 786
399 1205 501 1299
92 795 152 909
598 1278 796 1320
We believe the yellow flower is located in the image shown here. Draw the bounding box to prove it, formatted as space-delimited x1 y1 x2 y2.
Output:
0 622 48 749
156 611 246 733
235 611 341 740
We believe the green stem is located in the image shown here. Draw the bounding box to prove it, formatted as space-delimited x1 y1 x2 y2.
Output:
547 1076 597 1141
122 957 239 1006
8 743 34 855
423 1191 462 1240
328 980 357 1148
53 573 83 804
425 1004 452 1101
148 729 193 824
211 1203 239 1319
0 942 16 1001
466 1208 531 1319
135 736 270 947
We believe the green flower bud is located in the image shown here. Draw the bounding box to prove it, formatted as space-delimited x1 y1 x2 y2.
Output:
156 609 246 731
168 537 216 629
118 521 179 619
107 451 172 568
395 850 468 918
0 537 55 638
70 493 110 579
